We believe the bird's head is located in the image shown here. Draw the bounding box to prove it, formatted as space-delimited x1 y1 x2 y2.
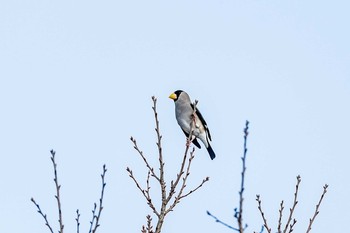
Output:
169 90 184 101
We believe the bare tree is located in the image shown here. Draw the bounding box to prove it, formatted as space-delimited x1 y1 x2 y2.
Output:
207 121 329 233
127 96 209 233
256 176 328 233
207 121 253 232
31 98 329 233
31 150 107 233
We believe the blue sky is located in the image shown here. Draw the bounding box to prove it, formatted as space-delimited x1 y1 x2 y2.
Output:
1 1 349 232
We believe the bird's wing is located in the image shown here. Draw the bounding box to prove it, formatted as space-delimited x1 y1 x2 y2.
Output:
191 103 212 141
181 128 201 148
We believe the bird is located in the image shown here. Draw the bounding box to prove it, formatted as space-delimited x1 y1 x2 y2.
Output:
169 90 216 160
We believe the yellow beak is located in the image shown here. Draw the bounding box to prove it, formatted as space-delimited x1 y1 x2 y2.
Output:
169 93 177 100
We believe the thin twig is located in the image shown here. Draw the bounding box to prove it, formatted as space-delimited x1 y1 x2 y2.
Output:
180 176 209 199
283 175 301 233
206 211 240 231
147 215 154 233
130 137 160 182
31 198 54 233
172 148 196 203
277 200 284 233
141 215 154 233
166 148 209 214
256 195 272 233
126 167 159 216
88 165 107 233
75 209 80 233
253 226 265 233
288 219 297 233
259 226 264 233
50 150 64 233
237 120 249 233
32 151 107 233
207 121 250 232
305 184 328 233
145 170 158 215
152 96 167 203
91 164 107 233
152 96 167 233
88 203 97 233
165 141 189 203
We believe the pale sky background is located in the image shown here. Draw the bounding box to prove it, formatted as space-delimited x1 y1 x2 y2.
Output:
1 1 349 233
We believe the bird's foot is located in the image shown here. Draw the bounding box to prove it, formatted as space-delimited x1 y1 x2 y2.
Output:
191 114 197 125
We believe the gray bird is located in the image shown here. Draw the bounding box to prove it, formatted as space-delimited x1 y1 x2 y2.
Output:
169 90 216 160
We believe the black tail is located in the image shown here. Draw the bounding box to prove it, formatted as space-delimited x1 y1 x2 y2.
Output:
207 144 216 160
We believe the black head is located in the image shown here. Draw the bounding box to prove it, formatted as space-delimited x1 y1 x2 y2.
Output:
169 90 184 101
174 90 183 97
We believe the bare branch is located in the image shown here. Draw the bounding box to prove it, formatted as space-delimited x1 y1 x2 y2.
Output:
207 211 240 231
141 215 154 233
288 219 297 233
152 96 167 232
32 151 107 233
256 195 272 233
152 96 167 202
277 200 284 233
283 175 301 233
166 148 210 214
305 184 328 233
257 176 328 233
130 137 160 182
147 215 154 233
259 226 264 233
91 164 107 233
75 209 80 233
50 150 64 233
207 120 250 232
253 226 265 233
128 97 209 233
126 167 159 216
88 203 97 233
180 176 209 199
166 147 194 213
237 120 249 233
31 198 54 233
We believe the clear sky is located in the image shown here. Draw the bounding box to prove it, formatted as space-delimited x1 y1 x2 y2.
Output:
1 1 349 233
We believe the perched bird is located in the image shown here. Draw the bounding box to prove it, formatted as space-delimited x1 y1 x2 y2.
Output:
169 90 216 160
